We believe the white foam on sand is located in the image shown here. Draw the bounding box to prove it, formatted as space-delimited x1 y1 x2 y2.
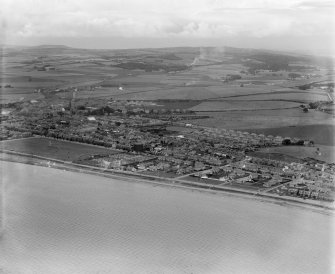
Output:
1 161 334 274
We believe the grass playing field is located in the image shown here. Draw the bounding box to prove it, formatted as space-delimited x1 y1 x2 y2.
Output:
1 137 118 162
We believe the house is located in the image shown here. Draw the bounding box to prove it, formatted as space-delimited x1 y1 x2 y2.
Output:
263 180 278 188
249 172 259 180
234 174 252 184
310 191 319 199
137 163 147 171
303 190 311 197
288 187 299 195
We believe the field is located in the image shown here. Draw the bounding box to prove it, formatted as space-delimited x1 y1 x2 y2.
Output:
1 137 117 161
245 124 335 146
247 151 304 163
190 100 300 111
253 145 335 164
185 108 334 130
1 45 334 140
219 91 328 102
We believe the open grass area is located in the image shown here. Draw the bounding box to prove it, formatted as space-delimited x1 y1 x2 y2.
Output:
110 86 219 100
190 100 300 111
221 91 329 102
1 137 118 162
2 45 334 140
248 151 304 163
245 124 335 146
187 108 334 130
254 145 335 164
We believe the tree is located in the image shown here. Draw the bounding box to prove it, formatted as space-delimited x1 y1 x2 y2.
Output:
309 102 319 109
296 140 304 146
288 73 301 80
282 139 291 145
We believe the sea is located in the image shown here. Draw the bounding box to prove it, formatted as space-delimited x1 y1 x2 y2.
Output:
1 161 334 274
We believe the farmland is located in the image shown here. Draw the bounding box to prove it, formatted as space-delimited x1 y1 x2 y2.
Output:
1 45 334 139
190 100 300 112
216 91 328 102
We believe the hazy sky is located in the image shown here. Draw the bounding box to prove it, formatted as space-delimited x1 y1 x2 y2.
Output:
1 0 335 55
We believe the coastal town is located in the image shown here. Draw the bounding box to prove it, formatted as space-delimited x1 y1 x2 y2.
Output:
1 93 334 206
3 0 335 272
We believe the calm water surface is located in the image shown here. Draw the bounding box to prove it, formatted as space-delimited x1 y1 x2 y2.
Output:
1 162 334 274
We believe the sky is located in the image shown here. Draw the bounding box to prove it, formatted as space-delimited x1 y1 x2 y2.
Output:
1 0 335 55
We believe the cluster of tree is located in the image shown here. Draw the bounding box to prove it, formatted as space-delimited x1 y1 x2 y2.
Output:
224 74 242 82
1 84 13 88
298 84 312 90
300 104 309 112
88 106 115 115
146 108 194 114
308 101 322 109
1 102 21 108
288 73 301 80
75 105 119 115
282 138 313 146
77 105 195 116
32 129 116 148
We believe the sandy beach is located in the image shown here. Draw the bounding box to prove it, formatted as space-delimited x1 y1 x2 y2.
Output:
1 161 334 274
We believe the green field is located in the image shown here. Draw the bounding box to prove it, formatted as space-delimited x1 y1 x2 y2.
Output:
220 91 328 102
1 137 118 162
2 45 334 138
190 100 300 111
245 124 335 146
186 108 333 130
254 145 335 164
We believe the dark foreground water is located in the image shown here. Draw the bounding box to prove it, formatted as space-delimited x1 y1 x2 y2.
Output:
1 162 334 274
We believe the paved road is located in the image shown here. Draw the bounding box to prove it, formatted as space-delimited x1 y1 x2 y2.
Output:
262 181 291 193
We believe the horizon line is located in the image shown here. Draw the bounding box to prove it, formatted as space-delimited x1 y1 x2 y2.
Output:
2 43 334 58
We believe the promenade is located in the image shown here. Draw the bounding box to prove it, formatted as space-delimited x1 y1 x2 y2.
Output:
1 148 334 212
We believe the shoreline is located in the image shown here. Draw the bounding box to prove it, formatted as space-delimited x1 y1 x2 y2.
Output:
1 149 334 214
